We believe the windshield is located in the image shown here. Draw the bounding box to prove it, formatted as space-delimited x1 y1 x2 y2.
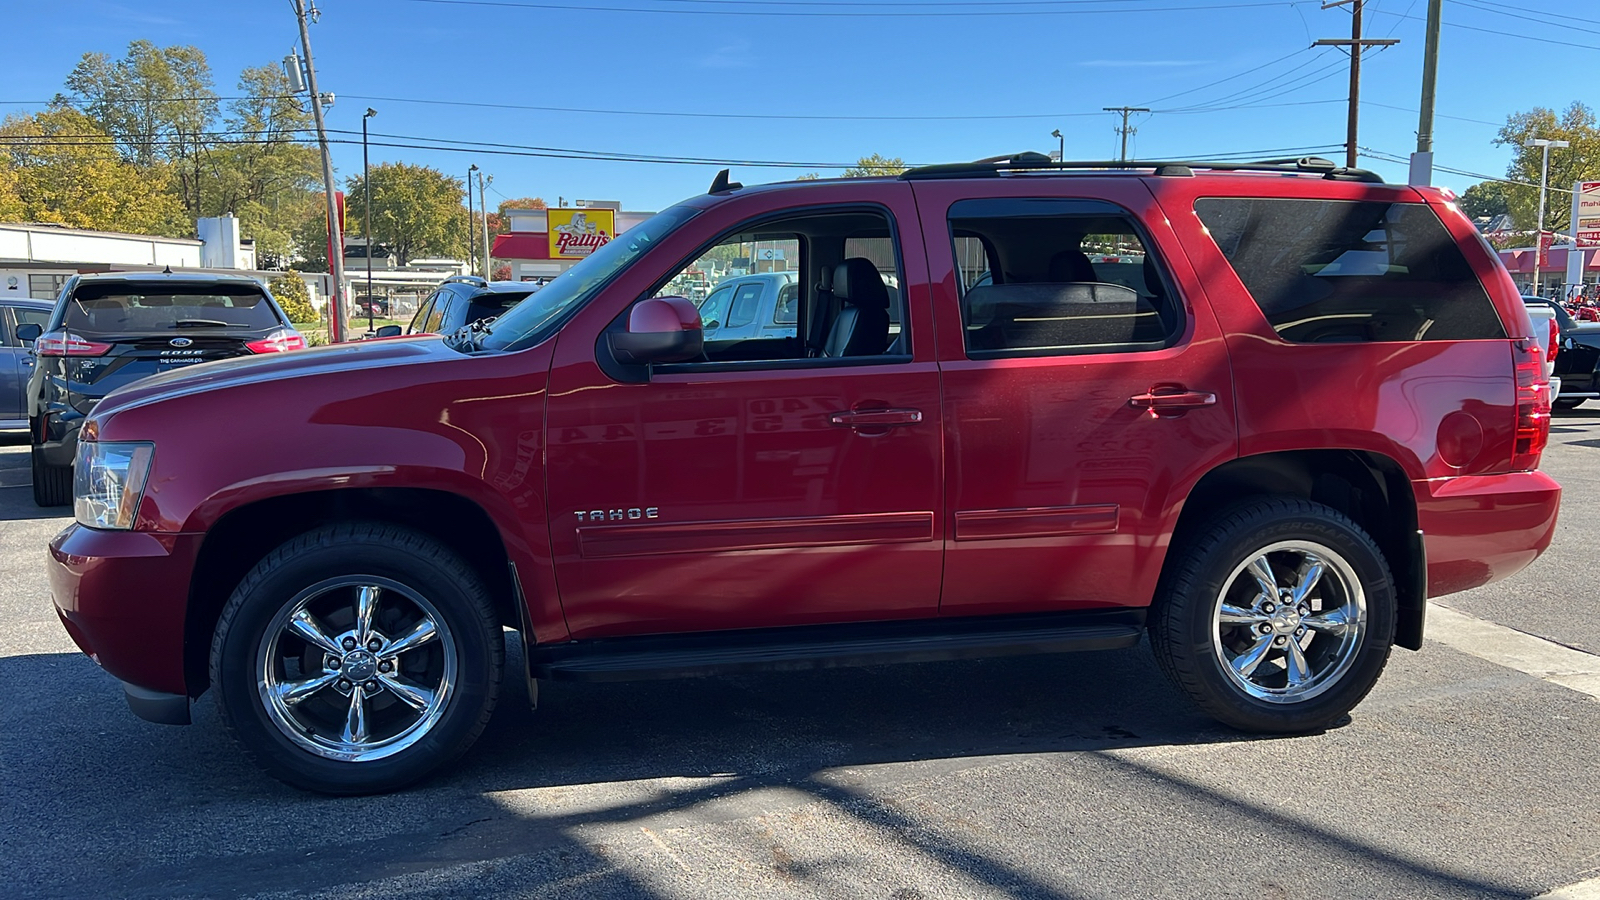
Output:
65 282 279 335
476 205 700 352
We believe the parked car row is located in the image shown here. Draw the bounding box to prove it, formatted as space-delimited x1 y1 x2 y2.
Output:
1525 296 1600 410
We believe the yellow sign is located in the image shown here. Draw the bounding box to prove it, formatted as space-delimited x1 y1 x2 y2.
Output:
547 208 615 259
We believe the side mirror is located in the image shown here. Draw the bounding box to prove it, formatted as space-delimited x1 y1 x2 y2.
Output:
375 325 402 338
608 296 703 365
16 323 42 343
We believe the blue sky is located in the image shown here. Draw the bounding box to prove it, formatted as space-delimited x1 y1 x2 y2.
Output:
4 0 1593 213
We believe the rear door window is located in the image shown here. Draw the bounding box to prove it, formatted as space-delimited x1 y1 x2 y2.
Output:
726 283 764 329
1194 197 1506 343
65 283 280 336
947 198 1184 357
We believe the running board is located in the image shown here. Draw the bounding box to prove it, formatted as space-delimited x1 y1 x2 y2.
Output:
530 610 1145 682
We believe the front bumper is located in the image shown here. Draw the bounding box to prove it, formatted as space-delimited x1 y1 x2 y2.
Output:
50 524 204 712
1415 470 1562 598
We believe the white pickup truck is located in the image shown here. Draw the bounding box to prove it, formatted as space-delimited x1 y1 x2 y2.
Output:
1523 298 1561 399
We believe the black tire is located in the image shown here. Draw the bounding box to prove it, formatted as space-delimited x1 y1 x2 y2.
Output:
31 449 72 507
210 522 502 794
1553 398 1586 411
1149 499 1396 734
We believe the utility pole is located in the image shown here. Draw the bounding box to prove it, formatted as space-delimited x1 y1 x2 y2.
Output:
1409 0 1443 185
1315 0 1399 170
478 170 491 280
1103 107 1149 162
292 0 347 343
467 165 478 276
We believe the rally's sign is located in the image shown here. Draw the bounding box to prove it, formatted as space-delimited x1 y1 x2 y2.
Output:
547 208 615 259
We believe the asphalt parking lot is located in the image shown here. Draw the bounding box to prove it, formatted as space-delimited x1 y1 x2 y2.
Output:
2 426 1599 900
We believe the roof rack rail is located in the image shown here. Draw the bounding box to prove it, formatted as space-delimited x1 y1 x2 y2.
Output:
444 274 488 286
899 153 1383 184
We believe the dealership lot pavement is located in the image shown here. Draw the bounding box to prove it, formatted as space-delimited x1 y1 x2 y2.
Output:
2 429 1599 900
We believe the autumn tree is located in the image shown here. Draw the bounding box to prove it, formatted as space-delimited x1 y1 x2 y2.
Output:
1494 103 1600 235
0 109 187 235
1459 181 1510 223
269 270 317 323
345 163 467 265
60 41 220 220
842 154 908 177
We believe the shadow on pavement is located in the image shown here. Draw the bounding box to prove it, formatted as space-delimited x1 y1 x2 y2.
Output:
3 643 1525 900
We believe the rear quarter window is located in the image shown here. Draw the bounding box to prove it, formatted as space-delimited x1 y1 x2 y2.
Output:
1194 197 1506 343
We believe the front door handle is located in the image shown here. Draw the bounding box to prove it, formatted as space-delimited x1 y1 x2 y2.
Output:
830 408 923 428
1129 386 1217 417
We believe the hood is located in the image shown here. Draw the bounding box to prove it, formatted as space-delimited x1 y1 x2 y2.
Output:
93 335 457 420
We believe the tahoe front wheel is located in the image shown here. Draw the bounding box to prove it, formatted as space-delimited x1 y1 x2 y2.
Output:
211 523 502 794
1150 499 1396 733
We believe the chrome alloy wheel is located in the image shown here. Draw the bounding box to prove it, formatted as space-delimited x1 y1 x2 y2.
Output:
257 576 457 762
1211 540 1366 704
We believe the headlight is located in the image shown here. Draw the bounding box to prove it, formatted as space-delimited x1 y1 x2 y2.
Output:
74 441 154 530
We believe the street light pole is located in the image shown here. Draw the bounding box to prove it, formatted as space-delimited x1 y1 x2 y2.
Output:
363 108 376 334
467 165 478 276
1051 128 1064 163
1532 138 1569 297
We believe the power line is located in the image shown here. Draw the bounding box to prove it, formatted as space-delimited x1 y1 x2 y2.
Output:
396 0 1301 16
1368 9 1600 50
1452 0 1600 35
1139 48 1311 106
1157 50 1344 112
1359 146 1575 194
342 93 1108 121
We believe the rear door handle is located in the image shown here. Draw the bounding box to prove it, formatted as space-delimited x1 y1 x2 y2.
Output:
1129 387 1217 416
830 408 923 428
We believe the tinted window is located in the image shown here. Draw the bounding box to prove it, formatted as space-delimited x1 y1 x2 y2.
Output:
774 283 799 325
13 307 49 344
948 199 1182 357
699 285 735 329
408 294 437 334
1195 198 1505 343
423 294 449 333
64 282 280 335
727 283 763 328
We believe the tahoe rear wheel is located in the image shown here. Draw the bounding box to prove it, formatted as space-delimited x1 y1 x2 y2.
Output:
1150 499 1396 733
211 523 501 794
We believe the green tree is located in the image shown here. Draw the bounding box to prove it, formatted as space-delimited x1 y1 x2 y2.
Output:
1494 103 1600 235
0 108 187 236
291 202 332 272
1459 181 1510 223
346 163 467 265
269 270 317 323
842 154 908 178
60 40 220 221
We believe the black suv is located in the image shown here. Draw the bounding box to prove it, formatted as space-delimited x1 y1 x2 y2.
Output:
376 276 538 338
22 272 305 506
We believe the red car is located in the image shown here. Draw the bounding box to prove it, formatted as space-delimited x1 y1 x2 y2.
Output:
50 155 1560 794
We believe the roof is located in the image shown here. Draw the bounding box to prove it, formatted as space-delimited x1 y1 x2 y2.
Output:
492 233 550 260
72 271 266 286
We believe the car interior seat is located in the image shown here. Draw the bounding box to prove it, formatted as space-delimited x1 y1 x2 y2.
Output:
823 258 891 357
1046 248 1098 282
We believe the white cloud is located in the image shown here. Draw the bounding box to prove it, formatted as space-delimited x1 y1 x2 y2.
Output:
697 40 755 69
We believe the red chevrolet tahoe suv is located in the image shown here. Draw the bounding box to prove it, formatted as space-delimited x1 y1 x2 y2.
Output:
49 155 1561 794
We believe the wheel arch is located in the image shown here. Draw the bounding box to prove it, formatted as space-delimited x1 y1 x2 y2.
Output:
1164 449 1424 650
184 487 520 696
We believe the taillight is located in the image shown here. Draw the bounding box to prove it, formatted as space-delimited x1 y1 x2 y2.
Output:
246 328 308 354
1512 342 1551 471
33 331 112 357
1547 317 1559 365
